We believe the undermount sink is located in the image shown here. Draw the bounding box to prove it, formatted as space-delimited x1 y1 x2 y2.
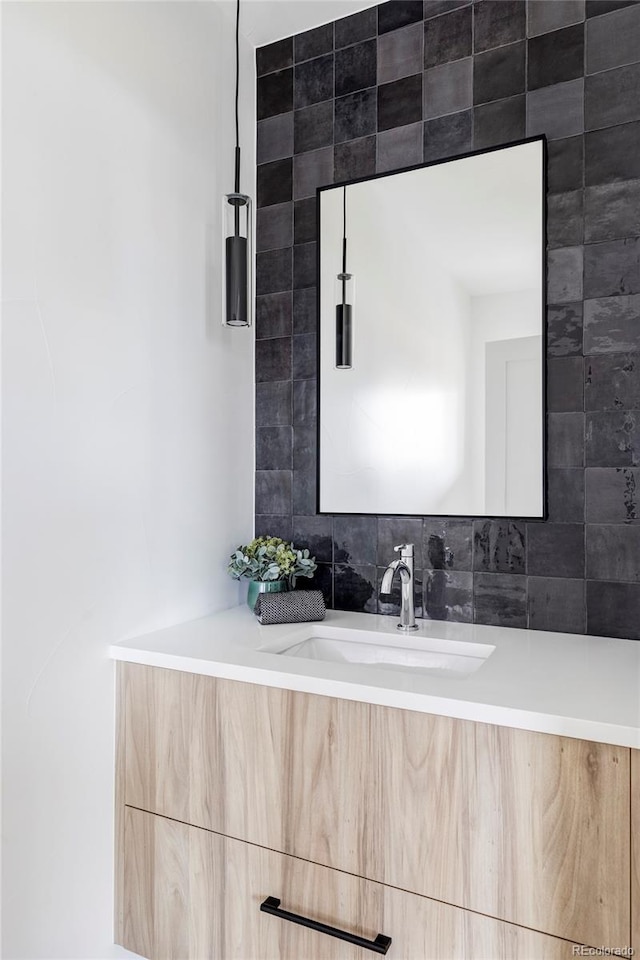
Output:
273 628 495 680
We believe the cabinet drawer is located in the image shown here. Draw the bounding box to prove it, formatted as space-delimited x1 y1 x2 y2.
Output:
121 806 582 960
122 663 630 948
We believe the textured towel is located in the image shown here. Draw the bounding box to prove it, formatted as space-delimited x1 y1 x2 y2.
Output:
255 589 326 625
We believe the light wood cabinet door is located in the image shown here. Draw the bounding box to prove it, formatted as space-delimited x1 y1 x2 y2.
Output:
632 749 640 952
121 664 630 948
122 806 582 960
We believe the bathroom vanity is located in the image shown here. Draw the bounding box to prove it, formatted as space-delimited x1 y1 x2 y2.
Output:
111 607 640 959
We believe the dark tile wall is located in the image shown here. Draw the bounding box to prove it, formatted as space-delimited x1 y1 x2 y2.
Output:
255 0 640 640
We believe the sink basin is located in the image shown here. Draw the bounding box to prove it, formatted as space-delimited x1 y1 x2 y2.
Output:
275 628 495 679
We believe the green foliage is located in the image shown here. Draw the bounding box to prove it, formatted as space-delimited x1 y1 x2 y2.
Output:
227 536 317 587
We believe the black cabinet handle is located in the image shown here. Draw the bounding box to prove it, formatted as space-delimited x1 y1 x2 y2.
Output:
260 896 392 955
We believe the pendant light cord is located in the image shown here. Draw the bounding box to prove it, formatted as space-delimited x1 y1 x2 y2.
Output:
234 0 241 195
342 186 347 275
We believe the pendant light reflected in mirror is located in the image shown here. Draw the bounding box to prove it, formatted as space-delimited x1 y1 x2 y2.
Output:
336 186 354 368
223 0 252 327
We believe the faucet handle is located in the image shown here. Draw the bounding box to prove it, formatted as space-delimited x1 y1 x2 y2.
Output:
394 543 414 557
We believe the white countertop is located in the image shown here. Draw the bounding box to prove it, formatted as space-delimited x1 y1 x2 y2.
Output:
110 606 640 748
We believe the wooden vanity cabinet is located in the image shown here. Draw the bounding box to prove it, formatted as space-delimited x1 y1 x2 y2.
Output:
116 662 636 959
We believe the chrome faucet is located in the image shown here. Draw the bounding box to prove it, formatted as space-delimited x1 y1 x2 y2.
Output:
380 543 418 632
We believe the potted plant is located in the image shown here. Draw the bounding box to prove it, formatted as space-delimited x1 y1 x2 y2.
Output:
228 536 318 610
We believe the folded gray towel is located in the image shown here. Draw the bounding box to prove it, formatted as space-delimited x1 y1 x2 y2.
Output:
254 589 326 625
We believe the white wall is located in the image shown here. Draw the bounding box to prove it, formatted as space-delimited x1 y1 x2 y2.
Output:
1 3 254 956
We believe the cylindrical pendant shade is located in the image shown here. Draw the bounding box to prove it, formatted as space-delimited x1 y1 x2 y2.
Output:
222 192 252 326
335 272 354 369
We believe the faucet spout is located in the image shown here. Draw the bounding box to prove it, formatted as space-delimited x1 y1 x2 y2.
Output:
380 544 419 632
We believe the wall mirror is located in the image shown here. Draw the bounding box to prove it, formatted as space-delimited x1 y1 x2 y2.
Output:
318 138 545 518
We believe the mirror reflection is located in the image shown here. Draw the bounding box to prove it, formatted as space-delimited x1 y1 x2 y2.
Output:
319 139 545 518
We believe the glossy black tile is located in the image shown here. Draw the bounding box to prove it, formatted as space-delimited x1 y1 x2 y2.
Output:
547 301 584 357
295 55 334 109
258 68 293 121
255 337 292 383
584 238 640 298
293 422 316 471
377 517 424 566
294 198 317 245
547 357 584 412
473 95 525 148
586 410 640 466
526 522 585 577
257 38 293 77
586 580 640 640
528 578 586 633
379 22 424 83
294 100 334 154
527 0 585 38
335 564 378 612
295 23 333 63
547 190 584 249
585 62 640 130
293 242 316 290
547 136 584 194
293 287 318 335
334 136 377 180
378 1 424 35
473 520 526 574
334 515 378 564
255 515 293 541
547 412 585 467
424 0 470 19
256 426 293 470
257 158 293 208
423 519 473 570
585 354 640 410
292 333 317 380
587 522 640 580
547 246 584 303
293 146 334 200
585 466 640 522
547 468 585 521
527 24 584 90
586 0 638 18
474 573 527 628
423 570 473 622
335 39 377 98
526 78 585 139
256 381 291 426
299 561 333 605
255 470 292 515
474 41 525 105
584 295 640 353
257 113 294 164
473 0 526 53
423 110 472 161
335 88 377 143
378 122 423 171
424 58 472 118
292 514 333 562
335 7 377 48
587 3 640 73
256 202 293 253
584 180 640 242
585 122 640 186
293 379 317 423
293 465 317 515
256 292 292 340
424 4 472 67
378 73 423 130
256 247 292 296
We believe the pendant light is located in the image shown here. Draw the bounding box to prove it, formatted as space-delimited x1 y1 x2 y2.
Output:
223 0 252 326
335 186 354 368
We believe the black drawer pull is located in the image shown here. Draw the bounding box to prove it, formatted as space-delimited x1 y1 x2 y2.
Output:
260 896 392 955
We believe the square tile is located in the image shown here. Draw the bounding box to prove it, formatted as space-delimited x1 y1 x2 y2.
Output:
256 292 292 340
474 41 525 104
526 78 584 139
424 0 470 18
474 95 525 148
293 333 317 380
548 412 585 467
547 301 583 356
378 22 424 84
257 202 293 252
258 68 293 121
547 357 584 411
293 422 316 471
294 198 317 245
547 246 584 303
334 136 377 180
335 39 377 98
585 466 640 522
294 101 333 154
423 518 473 570
586 410 640 466
335 8 377 48
424 5 472 67
257 38 293 77
474 0 526 52
527 577 586 633
295 23 333 63
255 336 292 382
378 73 423 130
292 515 333 562
474 573 527 628
335 88 377 143
547 190 584 249
586 580 640 640
334 515 378 564
378 1 424 34
587 523 640 580
256 426 293 470
256 381 292 426
257 158 293 208
586 0 638 15
423 110 472 161
585 62 640 130
293 465 317 515
547 136 585 194
377 122 423 172
584 295 640 353
293 287 317 335
299 562 333 606
293 379 317 423
547 468 585 521
255 514 293 542
527 0 585 38
584 238 640 298
587 0 640 73
585 354 640 410
256 247 292 296
423 570 473 622
257 113 294 164
255 470 292 515
584 181 640 242
377 517 424 566
527 522 585 577
293 242 316 290
293 147 334 200
585 122 640 186
424 57 472 118
295 55 334 109
527 24 585 90
335 564 378 613
473 520 526 573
